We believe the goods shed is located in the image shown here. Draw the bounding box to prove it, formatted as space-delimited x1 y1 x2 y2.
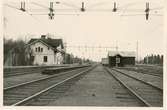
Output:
108 51 135 67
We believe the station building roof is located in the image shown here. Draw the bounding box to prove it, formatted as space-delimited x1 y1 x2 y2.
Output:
27 35 64 50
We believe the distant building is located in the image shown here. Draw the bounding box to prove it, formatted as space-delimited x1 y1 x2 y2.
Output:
26 35 65 65
64 53 74 64
101 58 109 66
108 51 135 67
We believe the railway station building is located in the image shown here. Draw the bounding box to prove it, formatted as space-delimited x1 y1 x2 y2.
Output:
26 35 65 65
108 51 135 67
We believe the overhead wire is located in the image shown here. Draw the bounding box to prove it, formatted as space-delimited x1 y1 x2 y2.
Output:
31 2 49 9
4 4 21 11
86 1 113 9
59 1 80 9
4 1 163 20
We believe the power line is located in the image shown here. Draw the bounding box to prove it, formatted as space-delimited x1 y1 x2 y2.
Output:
4 1 163 20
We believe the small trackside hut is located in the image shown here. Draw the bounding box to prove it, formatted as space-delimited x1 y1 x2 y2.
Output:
108 51 135 67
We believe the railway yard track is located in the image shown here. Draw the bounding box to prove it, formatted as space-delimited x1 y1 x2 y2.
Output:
4 65 95 106
105 67 163 107
4 72 49 88
4 64 163 106
112 68 163 90
4 65 68 77
4 65 90 88
118 66 163 78
4 69 43 77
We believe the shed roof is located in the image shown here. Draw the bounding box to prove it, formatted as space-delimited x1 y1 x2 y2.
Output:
108 51 136 57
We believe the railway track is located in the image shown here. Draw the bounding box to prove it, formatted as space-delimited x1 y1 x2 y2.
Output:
112 68 162 90
4 69 42 77
4 65 95 106
4 65 87 77
4 66 67 77
38 65 148 106
118 67 163 78
5 65 147 106
105 67 163 107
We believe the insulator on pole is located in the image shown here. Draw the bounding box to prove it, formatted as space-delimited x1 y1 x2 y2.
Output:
145 2 149 13
81 2 85 12
49 2 54 12
48 12 54 19
112 2 117 12
145 2 149 20
146 13 149 20
48 2 54 20
20 2 26 12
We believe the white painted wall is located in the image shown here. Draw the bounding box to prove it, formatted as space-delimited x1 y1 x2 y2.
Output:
30 42 55 65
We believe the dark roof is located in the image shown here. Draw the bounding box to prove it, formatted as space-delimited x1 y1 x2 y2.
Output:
28 37 64 49
108 51 135 57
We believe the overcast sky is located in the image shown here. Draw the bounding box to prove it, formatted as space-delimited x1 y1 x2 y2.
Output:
3 0 164 61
